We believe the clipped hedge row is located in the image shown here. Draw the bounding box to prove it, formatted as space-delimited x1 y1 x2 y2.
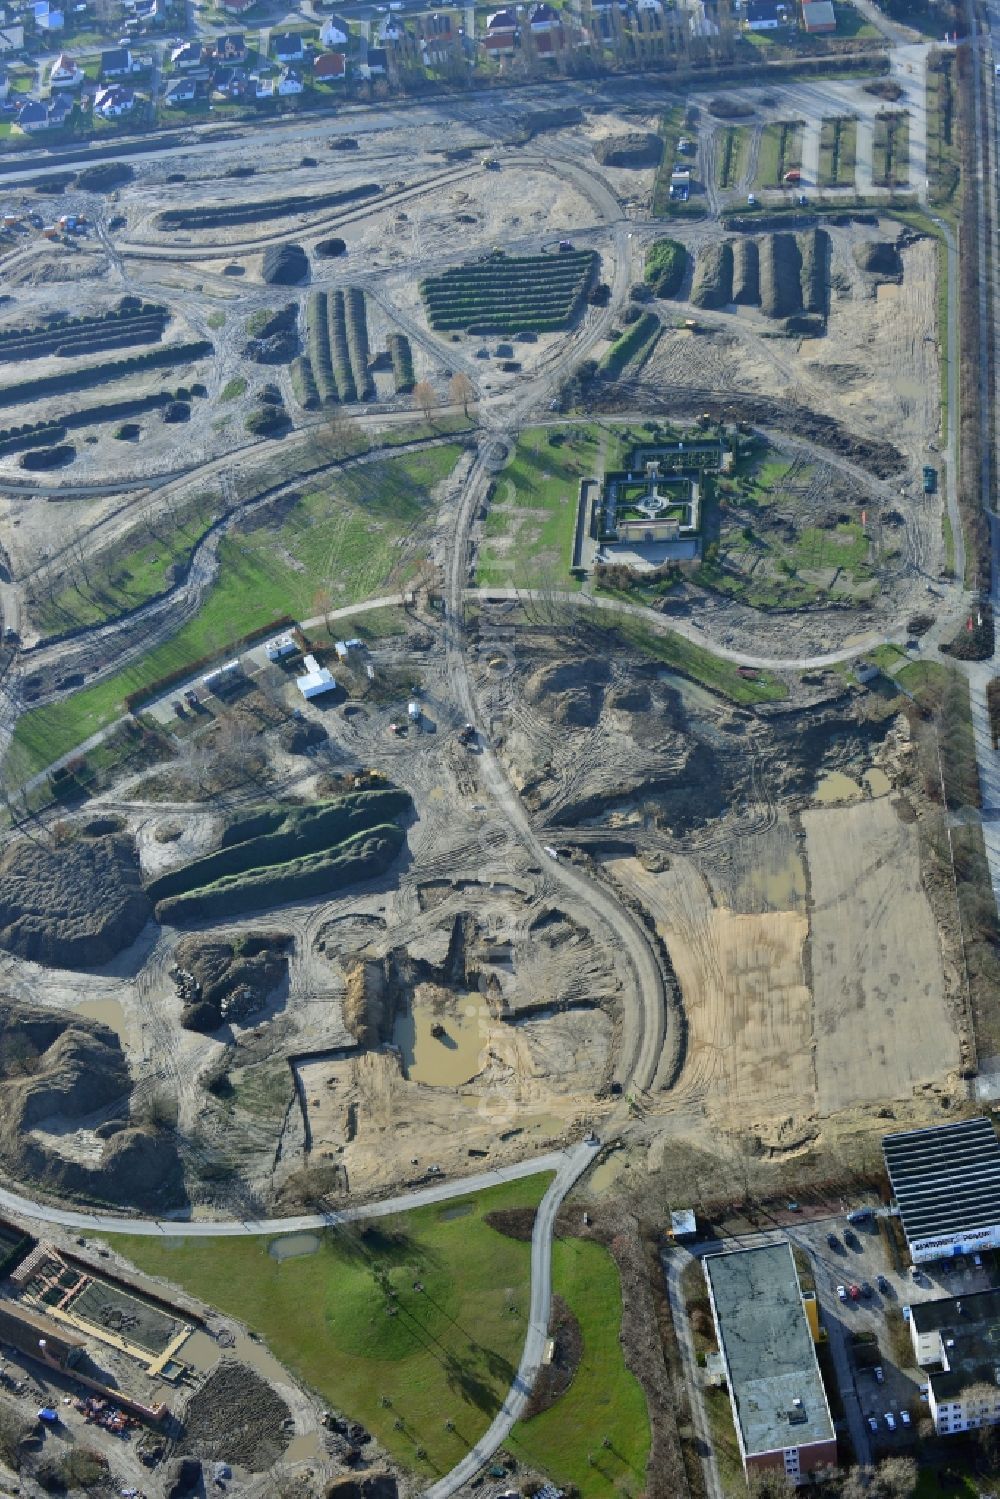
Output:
328 290 356 403
159 183 381 231
644 237 687 298
290 354 319 410
0 304 167 361
600 313 660 378
306 291 337 405
387 332 414 394
147 790 411 905
343 287 371 402
0 340 212 410
155 825 405 925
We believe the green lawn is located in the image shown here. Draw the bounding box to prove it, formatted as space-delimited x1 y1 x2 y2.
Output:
10 445 464 780
111 1175 550 1481
476 424 610 587
817 117 858 187
717 126 748 190
754 121 804 188
509 1239 650 1497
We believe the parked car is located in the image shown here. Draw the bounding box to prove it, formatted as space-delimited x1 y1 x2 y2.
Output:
845 1230 862 1251
827 1233 840 1250
861 1282 874 1299
877 1275 891 1294
884 1412 896 1432
874 1366 884 1384
849 1284 861 1300
836 1284 847 1302
900 1410 911 1427
868 1417 878 1433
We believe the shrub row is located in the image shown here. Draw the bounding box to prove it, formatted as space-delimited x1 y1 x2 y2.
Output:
306 291 337 405
0 340 212 411
159 183 381 231
328 290 357 403
290 355 319 410
387 333 414 394
0 302 166 358
600 313 660 378
343 287 371 402
21 444 74 470
219 789 409 854
155 825 405 925
798 228 829 316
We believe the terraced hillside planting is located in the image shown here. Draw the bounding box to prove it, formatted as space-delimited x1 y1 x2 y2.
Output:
148 790 413 924
420 250 597 333
158 183 381 231
0 300 168 362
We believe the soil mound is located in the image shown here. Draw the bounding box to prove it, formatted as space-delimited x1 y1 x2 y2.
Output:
594 132 662 168
315 237 347 259
326 1475 398 1499
0 833 150 969
174 934 290 1032
0 998 184 1209
853 239 903 280
524 656 611 728
181 1363 291 1471
262 243 309 286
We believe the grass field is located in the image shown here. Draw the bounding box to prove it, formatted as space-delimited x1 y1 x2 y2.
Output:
716 126 748 190
509 1239 650 1497
651 105 688 217
754 121 804 188
817 117 857 187
872 111 910 187
476 423 610 587
11 444 464 780
112 1175 551 1481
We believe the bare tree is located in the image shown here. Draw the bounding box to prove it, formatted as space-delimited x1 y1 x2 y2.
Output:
412 380 436 424
747 1470 795 1499
449 371 474 418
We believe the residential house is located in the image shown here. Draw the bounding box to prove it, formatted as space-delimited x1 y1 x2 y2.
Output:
528 1 557 29
34 0 64 30
212 63 249 96
253 73 274 96
277 64 302 92
0 23 23 50
364 44 386 73
420 13 460 65
483 7 518 53
49 51 81 86
319 12 350 46
170 40 203 66
17 99 51 129
101 46 133 76
220 0 253 13
131 0 166 26
636 0 663 12
94 82 135 116
312 49 345 79
163 74 197 103
212 30 245 59
374 13 403 42
271 31 304 61
47 88 71 121
800 0 835 30
744 0 790 26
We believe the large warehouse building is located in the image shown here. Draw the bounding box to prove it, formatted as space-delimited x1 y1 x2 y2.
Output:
703 1243 837 1485
883 1116 1000 1264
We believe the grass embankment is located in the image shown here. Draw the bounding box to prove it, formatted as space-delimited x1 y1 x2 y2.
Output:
926 49 959 213
606 616 787 705
113 1178 550 1480
817 116 857 186
754 121 804 188
645 238 687 297
11 445 463 780
509 1238 650 1497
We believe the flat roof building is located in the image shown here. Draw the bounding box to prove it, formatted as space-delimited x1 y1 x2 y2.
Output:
296 654 336 700
800 0 836 30
910 1288 1000 1435
703 1243 836 1485
883 1117 1000 1263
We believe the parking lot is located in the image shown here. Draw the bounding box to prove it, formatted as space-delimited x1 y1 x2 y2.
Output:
788 1211 999 1460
